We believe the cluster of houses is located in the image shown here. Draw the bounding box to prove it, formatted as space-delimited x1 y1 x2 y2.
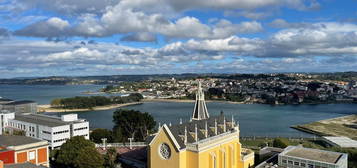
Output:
106 76 357 104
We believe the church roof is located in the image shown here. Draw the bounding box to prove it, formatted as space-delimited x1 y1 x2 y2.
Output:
167 113 235 150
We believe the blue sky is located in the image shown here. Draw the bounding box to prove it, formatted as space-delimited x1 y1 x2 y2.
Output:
0 0 357 78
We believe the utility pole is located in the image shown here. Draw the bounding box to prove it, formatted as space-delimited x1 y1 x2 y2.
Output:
128 137 134 149
101 138 107 150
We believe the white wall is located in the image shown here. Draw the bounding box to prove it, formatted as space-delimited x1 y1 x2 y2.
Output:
7 114 90 149
0 112 15 135
71 121 89 139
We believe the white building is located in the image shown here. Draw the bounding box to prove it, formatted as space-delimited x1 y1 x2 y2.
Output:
278 146 348 168
3 113 89 149
0 110 15 135
1 100 38 114
323 136 357 148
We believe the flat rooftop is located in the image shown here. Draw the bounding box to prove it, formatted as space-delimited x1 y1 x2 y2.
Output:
323 136 357 148
14 114 69 127
5 100 36 105
283 146 342 164
0 135 43 147
4 162 47 168
0 98 13 102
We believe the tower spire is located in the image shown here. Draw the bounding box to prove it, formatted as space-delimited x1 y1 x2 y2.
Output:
191 81 210 120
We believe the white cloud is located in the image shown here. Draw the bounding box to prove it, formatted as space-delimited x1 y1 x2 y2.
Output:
15 3 263 39
224 10 271 20
121 32 157 42
47 17 69 30
14 17 70 37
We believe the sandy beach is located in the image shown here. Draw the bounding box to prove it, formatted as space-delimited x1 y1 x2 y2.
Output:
38 102 143 113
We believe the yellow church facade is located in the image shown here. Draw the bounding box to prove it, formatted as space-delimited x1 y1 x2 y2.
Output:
147 81 254 168
147 115 254 168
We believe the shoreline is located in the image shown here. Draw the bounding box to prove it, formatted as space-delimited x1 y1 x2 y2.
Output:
291 114 357 140
143 98 245 104
38 102 143 113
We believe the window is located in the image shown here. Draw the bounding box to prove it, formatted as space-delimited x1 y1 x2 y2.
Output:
74 127 88 131
54 130 69 135
288 161 293 165
308 164 314 168
54 138 69 143
301 163 306 167
42 130 51 134
282 160 287 164
294 162 299 166
29 151 35 160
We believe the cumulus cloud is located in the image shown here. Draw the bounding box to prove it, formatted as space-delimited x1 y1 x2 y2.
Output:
8 0 120 16
0 28 11 40
3 0 318 16
224 10 271 20
269 19 314 28
4 0 319 40
14 17 70 37
7 22 357 66
168 0 318 11
264 22 357 57
15 4 263 39
121 32 157 42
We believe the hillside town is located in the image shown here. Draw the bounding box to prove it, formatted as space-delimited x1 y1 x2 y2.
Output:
102 74 357 105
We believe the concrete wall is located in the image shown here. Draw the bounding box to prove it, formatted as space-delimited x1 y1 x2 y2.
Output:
71 121 89 139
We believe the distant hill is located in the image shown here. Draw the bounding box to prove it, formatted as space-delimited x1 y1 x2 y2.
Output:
0 72 356 85
0 74 203 85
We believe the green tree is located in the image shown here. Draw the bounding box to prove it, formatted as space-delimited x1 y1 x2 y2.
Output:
113 109 156 141
103 148 118 168
51 98 62 107
55 136 104 168
75 146 105 168
12 130 26 136
90 128 113 143
273 138 289 148
112 127 123 143
102 85 115 92
128 93 144 101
